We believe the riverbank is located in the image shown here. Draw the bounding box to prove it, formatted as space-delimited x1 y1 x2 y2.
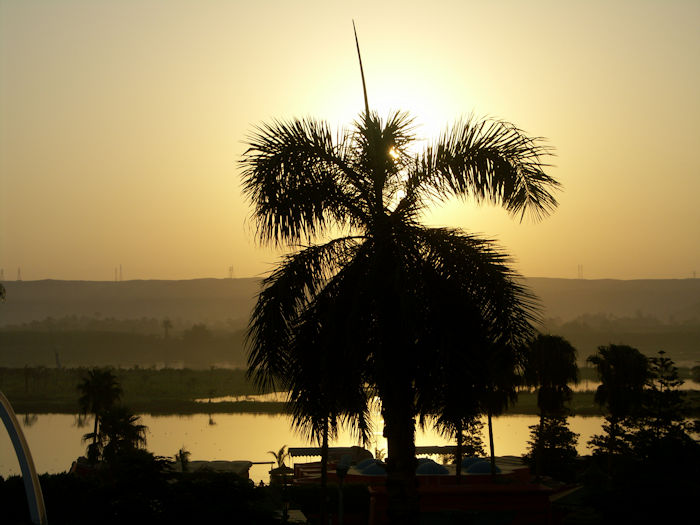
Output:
7 390 700 417
2 366 698 416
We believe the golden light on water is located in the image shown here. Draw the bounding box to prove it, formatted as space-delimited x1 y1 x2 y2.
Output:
0 413 605 484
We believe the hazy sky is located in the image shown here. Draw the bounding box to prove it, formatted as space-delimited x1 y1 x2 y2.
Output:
1 0 698 281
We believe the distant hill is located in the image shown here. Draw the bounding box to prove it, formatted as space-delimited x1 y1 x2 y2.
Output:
1 277 698 367
0 278 261 327
526 277 700 322
2 277 698 326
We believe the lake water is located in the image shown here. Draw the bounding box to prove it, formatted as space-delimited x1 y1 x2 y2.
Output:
0 412 605 484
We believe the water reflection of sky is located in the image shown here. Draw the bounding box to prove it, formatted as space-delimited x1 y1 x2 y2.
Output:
194 392 288 403
201 382 700 402
569 381 698 392
0 413 605 485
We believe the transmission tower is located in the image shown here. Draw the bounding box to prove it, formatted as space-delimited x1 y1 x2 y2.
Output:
228 266 234 279
16 267 21 281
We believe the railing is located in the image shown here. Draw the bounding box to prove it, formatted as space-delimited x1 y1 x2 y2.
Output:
0 391 47 525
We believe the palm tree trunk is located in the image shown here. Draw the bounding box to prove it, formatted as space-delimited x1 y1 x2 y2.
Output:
455 420 463 480
535 412 544 481
382 384 419 525
320 417 328 525
607 416 617 485
487 411 496 476
92 414 99 446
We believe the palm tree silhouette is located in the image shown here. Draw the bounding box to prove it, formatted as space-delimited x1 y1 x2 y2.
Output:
243 100 558 520
162 318 172 339
77 368 122 459
588 344 648 464
286 334 373 522
524 334 578 479
91 406 148 463
268 445 289 468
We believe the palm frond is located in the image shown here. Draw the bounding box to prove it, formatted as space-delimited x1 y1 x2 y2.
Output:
407 225 540 342
420 115 558 221
241 118 371 244
283 244 375 446
246 236 364 391
400 226 539 418
352 111 416 207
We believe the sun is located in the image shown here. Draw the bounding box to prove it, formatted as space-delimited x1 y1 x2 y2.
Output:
309 61 470 154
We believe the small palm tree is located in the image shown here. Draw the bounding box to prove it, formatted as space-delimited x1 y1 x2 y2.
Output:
588 344 648 470
268 445 289 468
77 368 122 453
82 406 147 463
175 446 191 472
524 334 579 478
419 349 483 479
98 406 147 462
285 319 373 521
162 318 172 339
479 348 530 475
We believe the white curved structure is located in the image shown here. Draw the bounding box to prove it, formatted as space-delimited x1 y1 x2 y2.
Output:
0 391 47 524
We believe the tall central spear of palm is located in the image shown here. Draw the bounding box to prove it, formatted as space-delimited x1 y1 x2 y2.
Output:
242 23 559 525
353 21 370 121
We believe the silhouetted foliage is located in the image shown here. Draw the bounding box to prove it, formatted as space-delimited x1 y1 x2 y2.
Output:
91 406 148 464
524 334 578 414
586 346 700 519
242 101 557 523
692 365 700 384
77 368 122 459
524 416 579 482
182 323 213 345
77 371 149 464
587 344 648 462
581 352 700 523
624 351 698 463
0 318 249 368
267 445 289 468
524 334 578 479
174 446 190 472
436 416 486 470
0 468 278 524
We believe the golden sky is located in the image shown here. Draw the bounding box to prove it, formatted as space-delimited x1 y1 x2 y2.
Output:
1 0 698 281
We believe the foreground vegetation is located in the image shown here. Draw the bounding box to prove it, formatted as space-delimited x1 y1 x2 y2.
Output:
2 347 697 524
0 464 278 525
